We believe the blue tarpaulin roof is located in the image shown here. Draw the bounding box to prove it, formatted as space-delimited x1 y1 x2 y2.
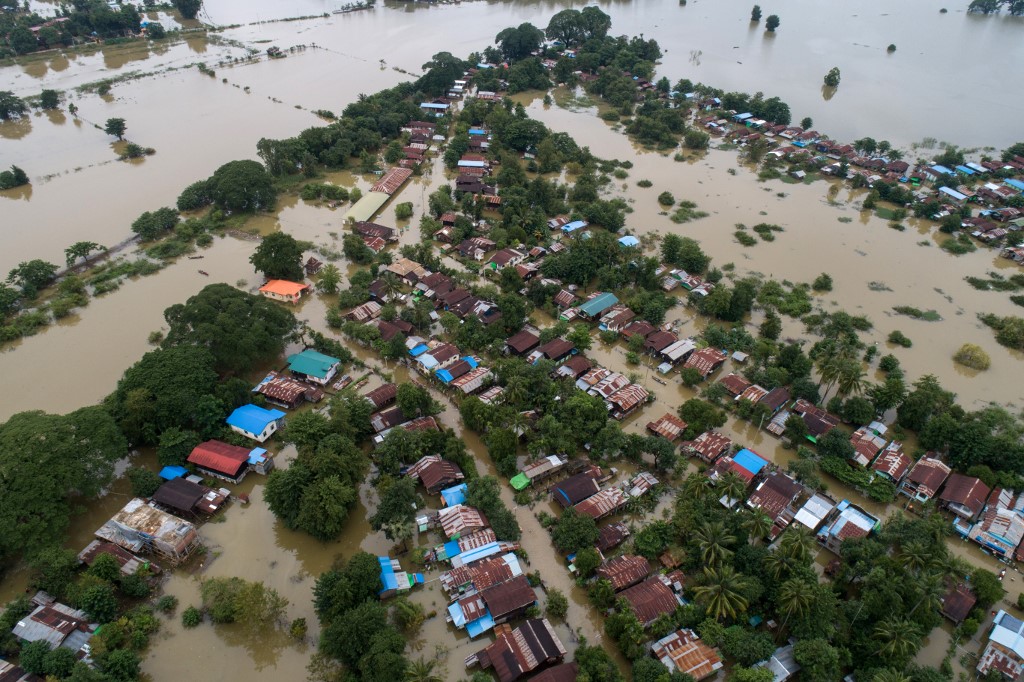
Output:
469 128 487 136
226 404 285 434
562 220 587 233
451 542 504 569
467 612 495 638
247 447 269 465
618 235 640 247
441 483 468 507
436 368 455 384
159 466 188 480
443 540 461 559
380 557 400 592
733 448 768 476
409 343 429 357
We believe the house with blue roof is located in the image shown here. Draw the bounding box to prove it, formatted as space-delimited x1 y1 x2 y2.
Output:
561 220 588 234
379 556 424 599
287 349 340 385
577 292 619 320
618 235 640 248
226 404 286 443
1006 178 1024 192
979 610 1024 679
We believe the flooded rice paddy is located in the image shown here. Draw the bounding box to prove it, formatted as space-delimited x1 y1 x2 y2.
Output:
2 0 1024 679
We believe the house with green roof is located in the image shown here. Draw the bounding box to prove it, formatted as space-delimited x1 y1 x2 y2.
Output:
577 292 619 320
287 349 340 385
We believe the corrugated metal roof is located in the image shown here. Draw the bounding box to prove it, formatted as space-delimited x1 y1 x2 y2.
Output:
187 440 251 477
370 167 413 195
574 488 627 520
343 191 391 223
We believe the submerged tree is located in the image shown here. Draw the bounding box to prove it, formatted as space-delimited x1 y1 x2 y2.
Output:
104 118 127 141
823 67 841 88
750 4 762 20
765 14 780 31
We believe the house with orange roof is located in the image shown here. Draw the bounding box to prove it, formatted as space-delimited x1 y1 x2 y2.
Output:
259 279 309 304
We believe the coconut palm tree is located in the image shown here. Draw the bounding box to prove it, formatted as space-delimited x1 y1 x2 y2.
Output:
717 472 747 506
378 272 403 301
502 377 528 408
909 572 946 616
764 550 797 582
931 553 970 581
873 669 911 682
777 576 816 634
837 361 866 397
405 658 443 682
873 617 922 661
778 526 814 563
898 541 929 575
683 473 716 498
742 511 774 543
692 565 751 621
693 521 736 567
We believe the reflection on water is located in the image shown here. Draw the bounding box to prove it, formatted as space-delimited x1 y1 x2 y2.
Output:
0 117 32 140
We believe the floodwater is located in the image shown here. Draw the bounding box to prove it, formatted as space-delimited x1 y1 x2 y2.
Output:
2 0 1024 678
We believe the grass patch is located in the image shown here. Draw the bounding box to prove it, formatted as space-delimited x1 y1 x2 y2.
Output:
837 216 853 223
752 223 783 242
978 313 1024 350
893 305 942 322
669 200 709 224
735 231 758 247
888 330 913 348
941 235 976 255
636 179 653 188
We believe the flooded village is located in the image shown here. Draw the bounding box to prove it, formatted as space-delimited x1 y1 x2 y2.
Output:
2 1 1024 682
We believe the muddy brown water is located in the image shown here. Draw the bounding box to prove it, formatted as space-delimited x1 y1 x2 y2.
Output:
2 1 1024 677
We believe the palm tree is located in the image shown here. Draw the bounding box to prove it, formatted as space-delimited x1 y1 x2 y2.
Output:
405 658 443 682
836 361 866 397
502 377 528 408
872 669 910 682
764 550 797 581
779 526 814 563
742 511 774 544
692 565 751 621
693 521 736 567
898 541 929 575
873 617 922 661
777 577 815 634
683 473 715 498
931 553 970 581
379 272 402 301
717 472 747 506
315 264 342 294
909 572 946 616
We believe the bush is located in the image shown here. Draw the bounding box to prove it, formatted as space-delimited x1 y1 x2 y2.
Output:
735 231 758 247
953 343 991 370
394 202 414 220
546 588 569 619
637 179 653 188
888 330 912 348
657 191 675 207
812 273 833 291
156 595 179 613
182 606 202 628
127 467 162 497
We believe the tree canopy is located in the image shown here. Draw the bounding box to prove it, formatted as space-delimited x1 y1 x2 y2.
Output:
162 283 297 374
250 232 305 281
207 160 277 212
0 407 126 561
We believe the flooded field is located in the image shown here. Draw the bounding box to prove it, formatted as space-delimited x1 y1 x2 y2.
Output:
2 0 1024 679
